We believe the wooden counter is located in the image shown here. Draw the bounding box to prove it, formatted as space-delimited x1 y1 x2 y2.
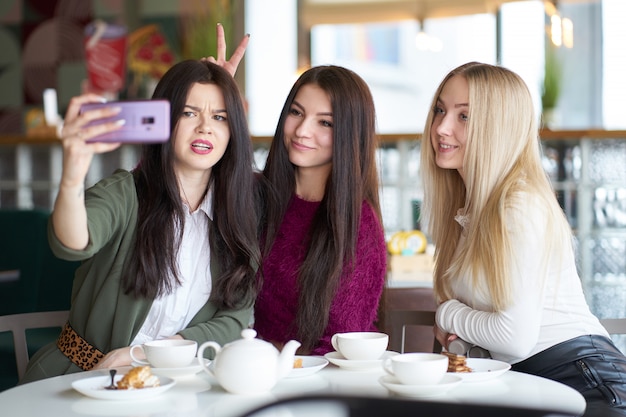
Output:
537 129 626 140
2 129 626 145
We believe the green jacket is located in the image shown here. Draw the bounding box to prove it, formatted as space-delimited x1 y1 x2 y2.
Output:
21 170 252 383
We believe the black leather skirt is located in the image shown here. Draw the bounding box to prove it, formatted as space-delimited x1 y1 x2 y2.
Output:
512 335 626 417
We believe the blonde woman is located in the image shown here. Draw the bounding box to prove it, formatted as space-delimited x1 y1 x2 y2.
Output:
423 62 626 416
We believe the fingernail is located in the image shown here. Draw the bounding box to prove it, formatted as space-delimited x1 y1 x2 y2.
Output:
217 22 222 26
115 119 126 126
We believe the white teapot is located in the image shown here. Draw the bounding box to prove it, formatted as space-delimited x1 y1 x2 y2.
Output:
197 328 301 395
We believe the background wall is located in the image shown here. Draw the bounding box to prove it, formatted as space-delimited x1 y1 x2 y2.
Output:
0 0 239 137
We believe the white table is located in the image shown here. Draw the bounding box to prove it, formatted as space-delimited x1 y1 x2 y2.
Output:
0 361 586 417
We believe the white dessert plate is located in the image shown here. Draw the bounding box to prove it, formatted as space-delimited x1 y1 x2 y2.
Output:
287 355 329 378
379 374 462 398
324 351 398 371
448 358 511 382
131 358 208 378
72 374 176 400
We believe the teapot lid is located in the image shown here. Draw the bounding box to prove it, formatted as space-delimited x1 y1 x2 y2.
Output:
230 329 276 352
241 328 258 341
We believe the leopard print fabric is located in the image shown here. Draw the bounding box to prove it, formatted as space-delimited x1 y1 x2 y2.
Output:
57 322 105 371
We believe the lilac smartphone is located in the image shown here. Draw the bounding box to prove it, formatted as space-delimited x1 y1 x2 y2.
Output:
81 99 170 143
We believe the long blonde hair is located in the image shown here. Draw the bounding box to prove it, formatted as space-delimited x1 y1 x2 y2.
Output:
421 62 571 311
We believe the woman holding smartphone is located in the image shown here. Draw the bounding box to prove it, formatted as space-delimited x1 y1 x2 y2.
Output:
21 58 260 382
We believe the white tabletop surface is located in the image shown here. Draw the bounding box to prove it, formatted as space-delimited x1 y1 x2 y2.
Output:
0 358 586 417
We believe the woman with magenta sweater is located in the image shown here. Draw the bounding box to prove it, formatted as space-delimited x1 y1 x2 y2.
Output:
203 25 386 355
253 65 387 355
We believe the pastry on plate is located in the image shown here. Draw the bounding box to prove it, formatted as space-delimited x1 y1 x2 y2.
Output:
443 352 473 373
117 366 160 390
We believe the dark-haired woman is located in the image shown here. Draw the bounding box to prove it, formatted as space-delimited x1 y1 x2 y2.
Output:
22 59 260 382
253 65 387 355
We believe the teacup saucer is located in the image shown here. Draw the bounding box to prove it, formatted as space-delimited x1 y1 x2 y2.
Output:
72 374 176 400
379 374 462 398
324 351 398 371
130 358 208 378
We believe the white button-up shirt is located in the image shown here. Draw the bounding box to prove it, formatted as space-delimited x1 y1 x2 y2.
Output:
132 192 213 345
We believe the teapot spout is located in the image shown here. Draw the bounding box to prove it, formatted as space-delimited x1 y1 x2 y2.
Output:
276 339 301 379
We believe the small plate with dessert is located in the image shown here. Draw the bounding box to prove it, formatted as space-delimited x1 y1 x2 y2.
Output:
72 366 176 400
444 352 511 383
287 355 329 378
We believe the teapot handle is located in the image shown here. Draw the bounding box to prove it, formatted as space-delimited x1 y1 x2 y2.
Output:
197 341 221 376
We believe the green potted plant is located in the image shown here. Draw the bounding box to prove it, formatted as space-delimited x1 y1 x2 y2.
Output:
541 43 562 128
181 0 235 60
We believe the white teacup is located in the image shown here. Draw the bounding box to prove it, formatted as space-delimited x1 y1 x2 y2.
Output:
130 339 197 368
331 332 388 361
383 352 448 385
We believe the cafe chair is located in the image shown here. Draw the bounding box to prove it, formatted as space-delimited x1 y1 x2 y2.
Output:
0 310 68 380
380 287 440 353
237 394 577 417
0 209 77 316
600 318 626 335
600 318 626 354
387 309 442 354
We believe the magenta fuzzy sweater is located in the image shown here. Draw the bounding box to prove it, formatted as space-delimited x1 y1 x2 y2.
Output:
253 195 387 356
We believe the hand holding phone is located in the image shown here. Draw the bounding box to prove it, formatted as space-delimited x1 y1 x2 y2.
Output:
80 99 170 143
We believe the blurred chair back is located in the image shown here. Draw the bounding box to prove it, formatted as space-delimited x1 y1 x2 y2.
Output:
600 318 626 334
379 287 440 353
0 209 77 391
0 209 77 314
0 310 68 380
0 209 50 315
387 309 441 353
600 318 626 354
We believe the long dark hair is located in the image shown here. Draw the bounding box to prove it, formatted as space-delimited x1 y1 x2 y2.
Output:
261 65 381 351
123 60 260 309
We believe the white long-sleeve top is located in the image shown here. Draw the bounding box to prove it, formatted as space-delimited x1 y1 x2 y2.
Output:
435 194 609 364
